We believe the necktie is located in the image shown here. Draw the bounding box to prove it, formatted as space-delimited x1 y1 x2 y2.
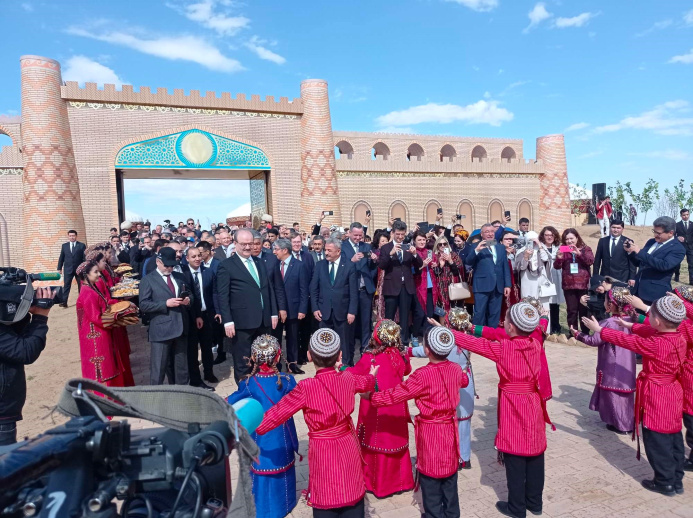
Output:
610 238 616 256
281 261 285 279
397 249 403 263
295 252 301 261
654 242 662 252
193 271 200 291
164 274 175 295
246 258 260 287
318 253 322 261
329 262 336 285
70 242 74 253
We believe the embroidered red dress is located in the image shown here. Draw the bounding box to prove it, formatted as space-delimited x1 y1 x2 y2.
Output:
256 368 375 509
97 270 135 386
76 286 127 386
348 347 414 497
370 361 468 478
451 331 552 457
473 317 553 401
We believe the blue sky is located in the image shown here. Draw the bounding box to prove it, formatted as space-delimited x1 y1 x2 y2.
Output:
1 0 692 225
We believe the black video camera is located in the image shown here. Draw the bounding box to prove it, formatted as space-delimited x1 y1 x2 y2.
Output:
0 389 234 517
0 267 63 324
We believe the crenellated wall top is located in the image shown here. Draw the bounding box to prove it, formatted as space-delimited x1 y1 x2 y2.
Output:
334 130 523 145
60 81 304 115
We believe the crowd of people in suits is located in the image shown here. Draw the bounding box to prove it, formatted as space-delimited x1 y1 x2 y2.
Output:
54 206 693 517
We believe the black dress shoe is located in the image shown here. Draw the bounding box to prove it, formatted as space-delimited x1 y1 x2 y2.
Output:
458 459 472 470
204 373 219 384
641 479 675 496
495 501 520 518
289 364 305 375
190 381 215 392
683 458 693 472
528 508 543 516
606 424 629 435
59 303 68 308
675 484 684 495
298 359 307 366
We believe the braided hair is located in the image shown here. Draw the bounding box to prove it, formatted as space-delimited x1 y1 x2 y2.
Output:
243 352 285 390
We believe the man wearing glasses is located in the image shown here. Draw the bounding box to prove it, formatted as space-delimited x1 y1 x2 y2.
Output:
626 216 685 305
216 228 279 382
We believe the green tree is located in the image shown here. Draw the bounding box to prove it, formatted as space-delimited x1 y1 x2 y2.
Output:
665 179 693 211
625 179 659 225
607 181 627 215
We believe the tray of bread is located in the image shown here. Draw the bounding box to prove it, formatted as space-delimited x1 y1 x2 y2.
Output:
114 264 133 274
102 300 139 328
111 285 139 298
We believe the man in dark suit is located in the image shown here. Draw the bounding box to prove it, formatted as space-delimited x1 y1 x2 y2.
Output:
138 247 194 385
310 237 359 365
290 232 315 362
217 228 278 382
197 240 227 365
310 236 326 263
213 230 233 261
674 208 693 284
273 239 309 373
56 229 86 307
593 219 636 285
465 223 512 327
628 216 686 304
341 222 378 353
181 247 215 390
378 220 424 344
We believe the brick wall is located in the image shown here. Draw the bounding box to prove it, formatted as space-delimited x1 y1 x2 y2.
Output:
537 134 571 230
0 174 23 266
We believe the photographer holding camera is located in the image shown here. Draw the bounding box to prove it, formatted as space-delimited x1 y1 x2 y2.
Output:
0 285 55 445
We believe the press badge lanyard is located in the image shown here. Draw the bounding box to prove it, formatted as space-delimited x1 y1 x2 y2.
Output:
569 253 579 274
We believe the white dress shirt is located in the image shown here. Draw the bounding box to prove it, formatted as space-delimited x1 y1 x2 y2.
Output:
157 268 179 296
648 236 674 254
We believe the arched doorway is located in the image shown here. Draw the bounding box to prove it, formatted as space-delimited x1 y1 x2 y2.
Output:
456 200 474 228
352 201 372 226
518 199 533 227
424 200 441 223
390 201 408 224
488 199 504 223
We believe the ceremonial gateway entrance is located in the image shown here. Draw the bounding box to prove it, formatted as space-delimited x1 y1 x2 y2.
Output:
0 55 571 271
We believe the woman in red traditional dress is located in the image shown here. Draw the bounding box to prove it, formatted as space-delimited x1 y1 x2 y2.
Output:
75 261 128 387
87 250 135 386
347 319 414 498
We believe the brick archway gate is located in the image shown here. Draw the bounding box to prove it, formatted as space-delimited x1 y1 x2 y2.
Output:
113 126 272 228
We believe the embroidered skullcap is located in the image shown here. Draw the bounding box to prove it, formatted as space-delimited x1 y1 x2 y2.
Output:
654 295 686 325
427 326 455 356
85 249 103 262
509 302 540 333
310 328 341 358
85 244 97 255
520 296 542 314
675 285 693 304
251 334 281 365
608 286 631 307
373 319 401 347
75 261 94 276
446 307 471 331
454 229 469 241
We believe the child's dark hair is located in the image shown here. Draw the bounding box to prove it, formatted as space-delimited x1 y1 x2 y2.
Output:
244 356 284 390
312 350 341 368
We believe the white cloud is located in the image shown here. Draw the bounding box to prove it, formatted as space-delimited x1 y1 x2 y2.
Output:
555 12 597 28
565 122 590 132
244 36 286 65
376 100 514 127
594 100 693 136
63 55 126 86
21 2 33 11
171 0 249 36
227 202 251 218
635 19 673 37
685 9 693 25
629 149 693 161
374 126 415 134
66 26 244 72
524 3 552 33
669 49 693 64
444 0 498 12
483 91 491 99
576 150 603 159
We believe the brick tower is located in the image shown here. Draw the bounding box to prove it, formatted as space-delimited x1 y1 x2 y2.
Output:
536 134 570 229
299 79 341 229
20 55 85 272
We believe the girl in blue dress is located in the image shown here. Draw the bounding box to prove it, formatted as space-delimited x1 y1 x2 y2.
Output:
227 335 300 518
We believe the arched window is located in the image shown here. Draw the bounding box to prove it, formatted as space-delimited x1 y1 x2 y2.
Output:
407 143 424 162
471 145 487 161
488 199 504 223
456 200 474 227
501 146 516 162
517 199 533 226
352 201 372 226
371 142 390 161
335 140 354 160
0 134 13 149
424 200 441 223
390 201 408 223
440 144 456 162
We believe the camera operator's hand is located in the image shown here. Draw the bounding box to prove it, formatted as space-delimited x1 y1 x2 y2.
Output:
29 287 56 317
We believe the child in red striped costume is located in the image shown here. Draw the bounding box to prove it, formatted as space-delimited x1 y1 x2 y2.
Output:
671 285 693 474
443 302 552 518
371 326 468 518
256 328 378 517
582 294 686 497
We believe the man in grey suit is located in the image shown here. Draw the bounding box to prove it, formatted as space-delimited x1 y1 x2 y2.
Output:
310 235 326 263
138 247 194 385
